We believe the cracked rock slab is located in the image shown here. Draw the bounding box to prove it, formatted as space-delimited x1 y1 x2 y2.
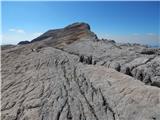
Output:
1 46 160 120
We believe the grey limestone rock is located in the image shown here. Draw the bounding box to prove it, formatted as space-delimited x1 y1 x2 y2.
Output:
2 46 160 120
63 38 160 86
2 22 160 120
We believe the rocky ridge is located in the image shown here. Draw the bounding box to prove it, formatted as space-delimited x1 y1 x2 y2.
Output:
18 22 97 48
1 22 160 120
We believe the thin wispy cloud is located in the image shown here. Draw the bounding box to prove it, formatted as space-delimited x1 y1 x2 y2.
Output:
2 31 43 45
97 33 111 39
147 33 155 36
9 28 25 34
2 29 43 44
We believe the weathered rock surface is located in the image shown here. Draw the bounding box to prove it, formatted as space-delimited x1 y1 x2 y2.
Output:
1 22 160 120
17 22 160 86
1 44 16 50
2 46 160 120
63 37 160 87
30 22 97 49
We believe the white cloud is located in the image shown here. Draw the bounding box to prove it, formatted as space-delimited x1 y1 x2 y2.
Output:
2 31 43 45
9 28 25 34
97 33 111 39
147 33 155 36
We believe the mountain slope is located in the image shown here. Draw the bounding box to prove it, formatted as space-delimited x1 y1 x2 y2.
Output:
18 22 160 87
19 22 97 49
2 46 160 120
1 22 160 120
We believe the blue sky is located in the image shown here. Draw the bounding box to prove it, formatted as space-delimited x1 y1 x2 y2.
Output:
1 1 160 46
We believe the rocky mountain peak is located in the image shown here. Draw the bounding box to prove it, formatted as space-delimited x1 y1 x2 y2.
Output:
18 22 97 49
64 22 90 30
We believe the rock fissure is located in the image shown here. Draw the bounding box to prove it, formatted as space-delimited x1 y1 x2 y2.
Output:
2 22 160 120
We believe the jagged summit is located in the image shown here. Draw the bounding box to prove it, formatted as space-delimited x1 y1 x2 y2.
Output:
18 22 97 48
64 22 90 30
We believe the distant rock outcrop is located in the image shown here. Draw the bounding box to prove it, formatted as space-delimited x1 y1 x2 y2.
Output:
18 40 30 45
2 22 160 120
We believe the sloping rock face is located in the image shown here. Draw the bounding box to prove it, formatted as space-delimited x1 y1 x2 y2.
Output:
30 22 97 49
1 22 160 120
